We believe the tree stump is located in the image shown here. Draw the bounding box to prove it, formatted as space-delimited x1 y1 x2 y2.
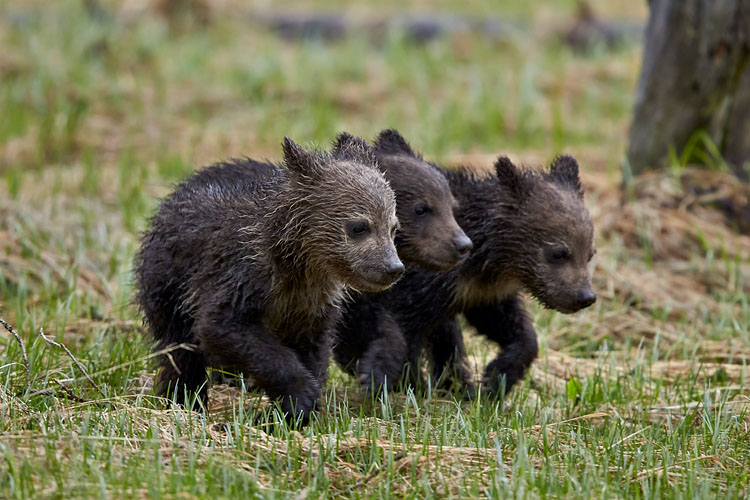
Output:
627 0 750 179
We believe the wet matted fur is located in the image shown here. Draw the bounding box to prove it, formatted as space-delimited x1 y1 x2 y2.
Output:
334 130 473 392
336 151 597 396
134 135 403 423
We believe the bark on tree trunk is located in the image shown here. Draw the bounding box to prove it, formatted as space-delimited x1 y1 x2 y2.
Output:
626 0 750 180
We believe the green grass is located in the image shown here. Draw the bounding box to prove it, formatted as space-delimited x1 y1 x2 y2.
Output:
1 0 749 498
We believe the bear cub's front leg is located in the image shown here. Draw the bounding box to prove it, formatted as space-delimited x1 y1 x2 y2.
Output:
463 295 539 396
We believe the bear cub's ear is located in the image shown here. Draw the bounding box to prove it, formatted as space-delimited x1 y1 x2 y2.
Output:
332 132 378 167
494 156 531 201
282 137 320 175
549 155 583 197
373 129 417 157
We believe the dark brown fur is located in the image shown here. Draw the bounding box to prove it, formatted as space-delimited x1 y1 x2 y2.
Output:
333 130 472 391
134 136 402 423
370 130 472 270
335 150 597 396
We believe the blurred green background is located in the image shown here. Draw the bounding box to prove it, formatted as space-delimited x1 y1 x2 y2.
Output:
2 1 749 499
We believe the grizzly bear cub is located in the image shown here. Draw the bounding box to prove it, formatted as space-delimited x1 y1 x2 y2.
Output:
333 130 472 391
335 150 597 396
134 135 403 423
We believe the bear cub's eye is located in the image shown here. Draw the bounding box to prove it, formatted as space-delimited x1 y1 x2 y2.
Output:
347 221 371 239
414 202 431 216
390 225 398 239
547 247 570 263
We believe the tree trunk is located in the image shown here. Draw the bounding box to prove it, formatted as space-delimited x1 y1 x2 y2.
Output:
627 0 750 179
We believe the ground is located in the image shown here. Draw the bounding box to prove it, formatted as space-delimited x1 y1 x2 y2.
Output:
1 0 749 498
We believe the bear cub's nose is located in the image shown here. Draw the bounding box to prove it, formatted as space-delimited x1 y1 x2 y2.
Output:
577 290 597 308
385 261 405 281
453 233 473 256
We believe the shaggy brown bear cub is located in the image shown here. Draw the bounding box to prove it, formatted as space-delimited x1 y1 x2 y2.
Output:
333 130 472 391
334 150 596 396
135 135 402 423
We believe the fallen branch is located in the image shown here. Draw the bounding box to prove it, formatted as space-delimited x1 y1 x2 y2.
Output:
39 327 106 397
0 317 31 395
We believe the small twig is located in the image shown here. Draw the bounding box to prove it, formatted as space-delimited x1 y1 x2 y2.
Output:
56 342 197 383
53 380 88 403
26 388 57 398
26 384 91 404
0 317 31 395
39 327 106 397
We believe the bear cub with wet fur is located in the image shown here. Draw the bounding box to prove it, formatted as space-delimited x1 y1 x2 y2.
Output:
135 135 403 423
333 130 472 391
336 146 597 396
